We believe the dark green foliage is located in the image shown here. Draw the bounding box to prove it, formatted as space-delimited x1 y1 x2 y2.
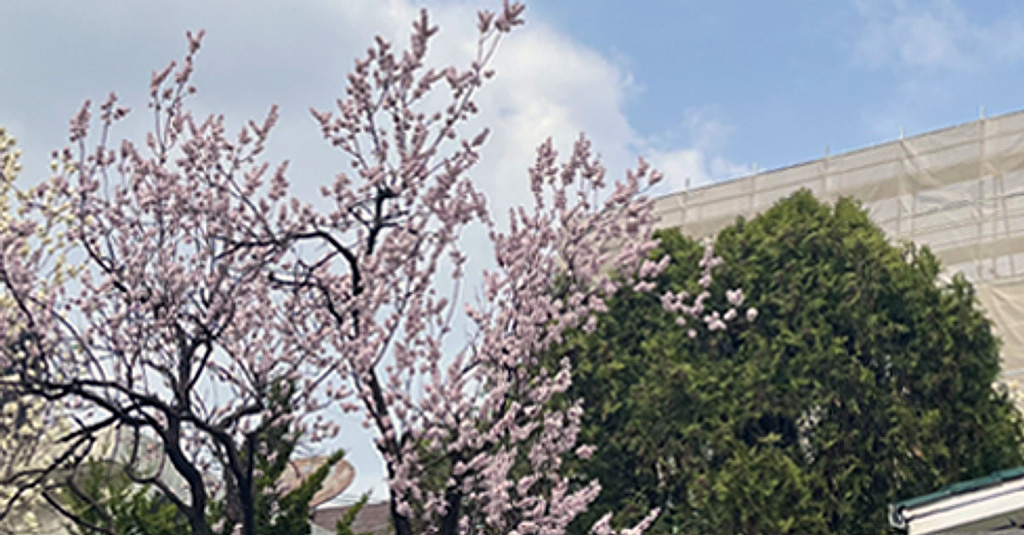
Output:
332 494 370 535
563 190 1024 534
61 379 360 535
61 461 189 535
223 393 345 535
65 447 351 535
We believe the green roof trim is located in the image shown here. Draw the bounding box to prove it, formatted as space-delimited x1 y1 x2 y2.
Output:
893 466 1024 511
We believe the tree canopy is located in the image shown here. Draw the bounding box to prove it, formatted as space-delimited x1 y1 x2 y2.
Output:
59 380 358 535
563 190 1024 535
0 3 736 534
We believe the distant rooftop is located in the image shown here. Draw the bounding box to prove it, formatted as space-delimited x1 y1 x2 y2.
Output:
889 466 1024 534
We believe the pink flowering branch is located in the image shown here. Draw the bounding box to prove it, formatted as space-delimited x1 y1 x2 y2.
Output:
271 4 747 535
0 29 312 535
0 3 751 535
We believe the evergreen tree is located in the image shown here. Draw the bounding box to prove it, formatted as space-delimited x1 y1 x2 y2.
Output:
60 380 363 535
564 190 1024 535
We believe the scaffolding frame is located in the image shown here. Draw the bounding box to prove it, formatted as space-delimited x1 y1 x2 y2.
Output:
654 109 1024 377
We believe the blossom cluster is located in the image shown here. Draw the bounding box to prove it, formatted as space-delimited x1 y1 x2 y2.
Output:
0 3 748 535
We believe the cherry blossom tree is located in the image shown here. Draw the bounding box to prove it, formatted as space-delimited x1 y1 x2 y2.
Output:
0 127 83 535
0 3 748 535
0 128 46 535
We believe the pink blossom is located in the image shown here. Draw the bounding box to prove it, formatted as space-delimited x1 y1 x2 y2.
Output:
0 3 746 535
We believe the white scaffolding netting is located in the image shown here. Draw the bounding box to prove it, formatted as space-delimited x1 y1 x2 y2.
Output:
654 110 1024 379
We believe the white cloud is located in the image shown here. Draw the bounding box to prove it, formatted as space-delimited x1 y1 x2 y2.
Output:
849 1 1024 141
644 108 751 191
1 0 748 503
646 148 751 192
646 148 709 190
854 0 1024 72
469 18 640 210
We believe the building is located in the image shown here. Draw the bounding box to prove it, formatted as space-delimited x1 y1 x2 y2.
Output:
655 109 1024 384
652 109 1024 534
888 467 1024 534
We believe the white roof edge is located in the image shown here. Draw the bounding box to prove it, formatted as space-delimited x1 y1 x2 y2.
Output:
899 478 1024 534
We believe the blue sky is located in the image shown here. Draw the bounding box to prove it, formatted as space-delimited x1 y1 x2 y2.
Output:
534 0 1024 175
5 0 1024 502
8 1 1024 194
